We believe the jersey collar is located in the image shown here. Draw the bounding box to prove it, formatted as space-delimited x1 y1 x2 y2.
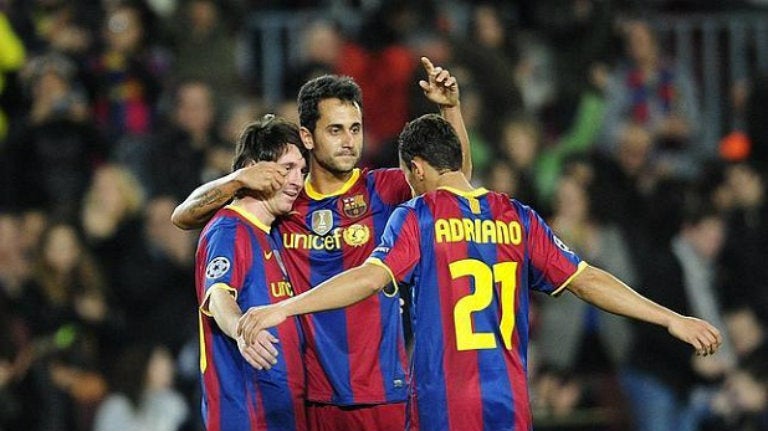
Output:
226 204 271 233
437 186 489 198
304 168 361 200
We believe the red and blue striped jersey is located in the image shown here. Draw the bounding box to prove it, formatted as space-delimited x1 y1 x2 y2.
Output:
368 187 587 431
273 168 411 405
196 205 306 431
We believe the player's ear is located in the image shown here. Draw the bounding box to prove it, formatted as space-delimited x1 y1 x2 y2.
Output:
300 127 314 150
411 158 426 181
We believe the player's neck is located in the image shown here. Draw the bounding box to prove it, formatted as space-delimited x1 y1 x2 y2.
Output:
307 162 355 195
231 197 275 228
435 171 473 192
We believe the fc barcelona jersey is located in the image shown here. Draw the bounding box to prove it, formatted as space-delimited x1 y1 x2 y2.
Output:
368 187 586 431
274 168 412 405
196 205 306 431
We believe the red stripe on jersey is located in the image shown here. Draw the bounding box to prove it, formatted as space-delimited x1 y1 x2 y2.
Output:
343 182 386 403
432 194 484 431
231 222 252 288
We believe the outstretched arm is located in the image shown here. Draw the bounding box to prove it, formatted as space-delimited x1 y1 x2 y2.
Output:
238 263 392 344
419 57 472 181
566 265 722 356
171 162 288 230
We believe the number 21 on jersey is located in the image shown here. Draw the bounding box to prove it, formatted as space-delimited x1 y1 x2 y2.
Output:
450 259 518 351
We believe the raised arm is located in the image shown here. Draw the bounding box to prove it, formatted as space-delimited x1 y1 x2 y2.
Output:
566 265 722 356
419 57 472 181
237 263 392 344
171 162 288 230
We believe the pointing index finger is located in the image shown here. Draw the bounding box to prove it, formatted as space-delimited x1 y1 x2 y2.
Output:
421 57 435 74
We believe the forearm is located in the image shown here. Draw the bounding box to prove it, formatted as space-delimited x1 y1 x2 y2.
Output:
441 104 472 181
566 265 679 329
280 264 390 317
171 172 240 230
209 288 242 339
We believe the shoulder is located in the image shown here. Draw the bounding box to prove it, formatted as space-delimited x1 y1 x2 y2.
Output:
201 208 241 235
367 167 405 183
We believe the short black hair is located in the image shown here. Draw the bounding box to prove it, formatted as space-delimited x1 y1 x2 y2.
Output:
398 113 462 172
297 75 362 132
232 114 305 171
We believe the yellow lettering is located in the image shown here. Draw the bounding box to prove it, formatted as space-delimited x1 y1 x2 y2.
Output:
435 219 450 243
270 281 295 298
481 220 496 243
509 222 522 245
496 220 509 244
283 233 294 248
463 218 475 243
449 218 464 242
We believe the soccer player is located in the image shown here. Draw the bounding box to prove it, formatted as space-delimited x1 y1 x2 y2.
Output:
237 113 723 431
174 58 468 430
195 115 308 430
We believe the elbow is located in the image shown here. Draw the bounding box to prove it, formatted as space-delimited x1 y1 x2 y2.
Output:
170 206 192 230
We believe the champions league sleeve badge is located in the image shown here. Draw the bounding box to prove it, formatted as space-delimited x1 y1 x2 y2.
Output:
205 256 231 279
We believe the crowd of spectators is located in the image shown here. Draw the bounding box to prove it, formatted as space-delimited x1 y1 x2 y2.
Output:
1 1 767 430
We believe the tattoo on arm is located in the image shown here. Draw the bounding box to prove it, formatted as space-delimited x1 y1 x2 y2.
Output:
196 189 226 208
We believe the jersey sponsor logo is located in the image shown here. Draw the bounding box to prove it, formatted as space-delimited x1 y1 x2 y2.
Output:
311 210 333 235
342 194 367 218
283 225 372 251
205 257 231 279
343 224 370 247
435 218 523 245
270 280 295 298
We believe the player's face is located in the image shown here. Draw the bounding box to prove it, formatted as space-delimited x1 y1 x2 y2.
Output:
266 144 306 215
307 98 363 175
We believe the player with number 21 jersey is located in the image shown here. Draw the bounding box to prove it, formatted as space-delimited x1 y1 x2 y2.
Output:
368 186 586 431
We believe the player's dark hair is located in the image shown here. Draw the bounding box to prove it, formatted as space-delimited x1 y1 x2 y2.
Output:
232 114 305 171
297 75 363 132
398 113 462 172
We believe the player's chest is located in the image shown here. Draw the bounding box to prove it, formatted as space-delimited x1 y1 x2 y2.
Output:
279 192 391 254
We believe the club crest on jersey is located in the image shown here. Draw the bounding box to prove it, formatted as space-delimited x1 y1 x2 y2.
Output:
343 224 370 247
311 210 333 236
342 194 367 218
205 257 230 279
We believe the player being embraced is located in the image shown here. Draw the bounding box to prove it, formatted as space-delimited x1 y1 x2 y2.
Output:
196 115 308 431
236 114 723 431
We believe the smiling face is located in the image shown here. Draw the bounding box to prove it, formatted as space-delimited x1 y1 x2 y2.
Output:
264 144 306 216
303 98 363 175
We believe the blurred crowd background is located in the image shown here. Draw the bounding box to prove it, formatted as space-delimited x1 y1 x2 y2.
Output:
1 0 768 430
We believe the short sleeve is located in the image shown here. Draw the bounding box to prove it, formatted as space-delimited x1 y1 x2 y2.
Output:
525 206 586 296
198 222 252 314
367 206 420 286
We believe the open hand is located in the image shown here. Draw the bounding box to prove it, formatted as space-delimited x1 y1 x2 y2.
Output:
668 315 722 356
419 57 460 108
236 329 279 370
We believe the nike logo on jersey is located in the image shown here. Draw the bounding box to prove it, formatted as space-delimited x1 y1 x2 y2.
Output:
264 251 273 260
